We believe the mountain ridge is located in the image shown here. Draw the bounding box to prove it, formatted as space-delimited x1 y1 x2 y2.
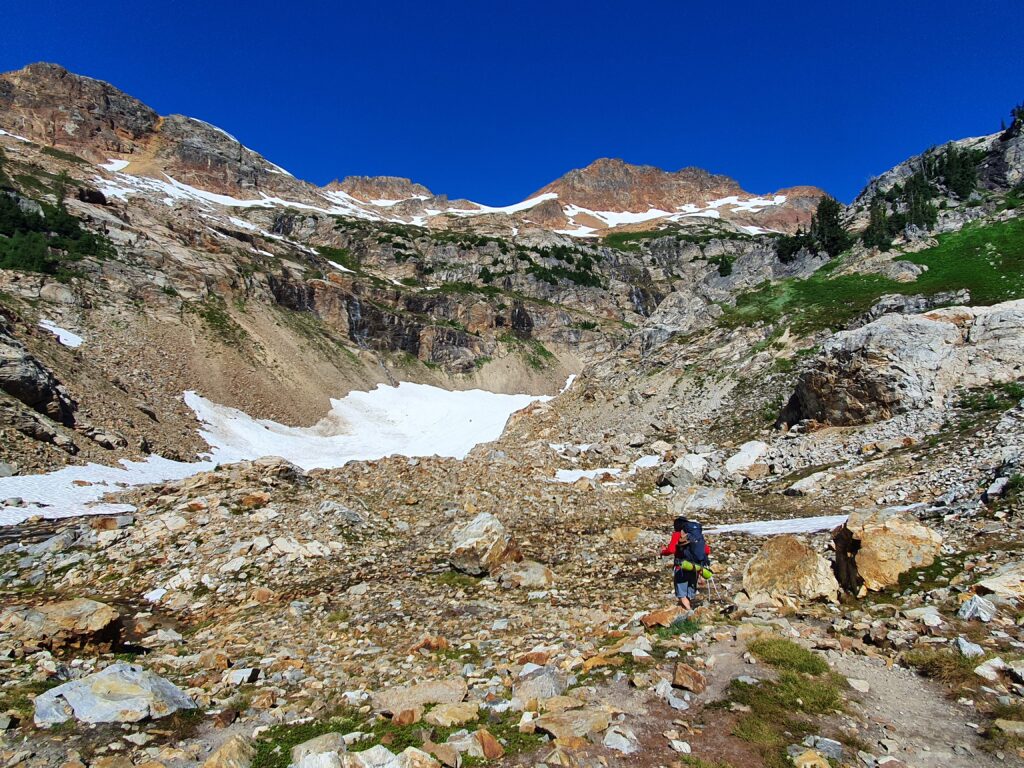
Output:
0 62 822 235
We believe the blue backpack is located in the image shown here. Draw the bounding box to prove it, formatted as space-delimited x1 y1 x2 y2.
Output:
680 520 709 566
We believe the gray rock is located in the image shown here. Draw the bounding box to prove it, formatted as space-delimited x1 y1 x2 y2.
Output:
958 594 997 622
512 665 567 708
291 732 347 763
317 500 366 526
956 636 985 659
34 662 194 726
779 299 1024 426
0 319 76 426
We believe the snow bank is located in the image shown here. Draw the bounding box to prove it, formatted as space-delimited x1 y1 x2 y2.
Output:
99 159 130 172
0 382 551 526
706 514 848 536
38 319 84 348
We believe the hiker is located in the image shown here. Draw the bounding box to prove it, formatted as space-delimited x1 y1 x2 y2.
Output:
660 515 711 611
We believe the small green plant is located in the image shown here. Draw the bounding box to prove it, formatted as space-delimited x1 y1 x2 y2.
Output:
747 637 828 675
903 647 981 689
959 381 1024 412
654 616 701 639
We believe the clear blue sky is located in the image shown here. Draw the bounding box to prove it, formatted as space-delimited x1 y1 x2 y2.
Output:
4 1 1022 204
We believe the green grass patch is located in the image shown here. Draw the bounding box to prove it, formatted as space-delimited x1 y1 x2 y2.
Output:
959 380 1024 412
719 216 1024 335
435 570 480 591
747 637 829 675
252 708 542 768
903 647 981 689
40 146 89 164
0 677 62 719
653 616 701 639
185 297 249 346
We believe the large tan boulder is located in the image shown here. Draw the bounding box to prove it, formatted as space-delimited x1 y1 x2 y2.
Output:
742 535 839 605
203 736 256 768
833 508 942 593
448 513 522 576
0 598 120 651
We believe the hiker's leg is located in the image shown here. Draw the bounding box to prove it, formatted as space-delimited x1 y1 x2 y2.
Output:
674 576 688 607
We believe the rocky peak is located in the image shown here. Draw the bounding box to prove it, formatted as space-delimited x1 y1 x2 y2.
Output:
330 175 433 202
0 62 159 156
531 157 745 211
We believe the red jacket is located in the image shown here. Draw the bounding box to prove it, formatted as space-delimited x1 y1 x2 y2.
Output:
660 531 684 557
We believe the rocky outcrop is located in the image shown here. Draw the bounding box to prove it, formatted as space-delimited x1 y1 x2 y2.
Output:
34 662 195 726
0 598 120 651
779 300 1024 426
331 176 432 202
533 158 744 212
0 319 76 425
448 512 523 576
0 62 158 155
833 508 942 593
741 535 839 605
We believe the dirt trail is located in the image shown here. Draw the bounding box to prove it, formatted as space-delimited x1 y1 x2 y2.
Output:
834 655 1003 768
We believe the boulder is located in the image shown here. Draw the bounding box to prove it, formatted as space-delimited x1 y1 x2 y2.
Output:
371 677 467 716
292 733 348 764
448 513 522 575
512 665 567 709
742 535 839 604
494 560 554 589
785 471 834 497
958 594 997 622
661 454 708 486
203 736 256 768
0 320 76 426
34 663 195 726
423 702 479 728
724 441 769 476
0 598 120 651
779 300 1024 425
671 663 707 694
833 508 942 593
531 707 611 741
670 486 735 515
975 560 1024 599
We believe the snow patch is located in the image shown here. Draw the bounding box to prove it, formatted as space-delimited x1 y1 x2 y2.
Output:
38 319 84 348
705 514 848 536
0 129 31 143
99 159 130 172
0 382 551 526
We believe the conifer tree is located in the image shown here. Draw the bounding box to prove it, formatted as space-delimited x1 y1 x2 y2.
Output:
808 195 850 258
862 198 892 251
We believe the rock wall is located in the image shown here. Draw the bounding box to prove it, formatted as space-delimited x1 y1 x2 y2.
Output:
780 300 1024 426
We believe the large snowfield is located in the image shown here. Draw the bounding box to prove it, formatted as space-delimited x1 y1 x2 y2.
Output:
0 383 550 526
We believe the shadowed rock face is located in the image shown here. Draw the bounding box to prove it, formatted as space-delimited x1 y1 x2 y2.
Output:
0 316 76 426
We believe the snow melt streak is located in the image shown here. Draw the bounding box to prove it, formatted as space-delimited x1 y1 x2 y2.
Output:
0 383 549 526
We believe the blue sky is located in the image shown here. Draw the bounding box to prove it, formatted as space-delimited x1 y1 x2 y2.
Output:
4 1 1022 204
